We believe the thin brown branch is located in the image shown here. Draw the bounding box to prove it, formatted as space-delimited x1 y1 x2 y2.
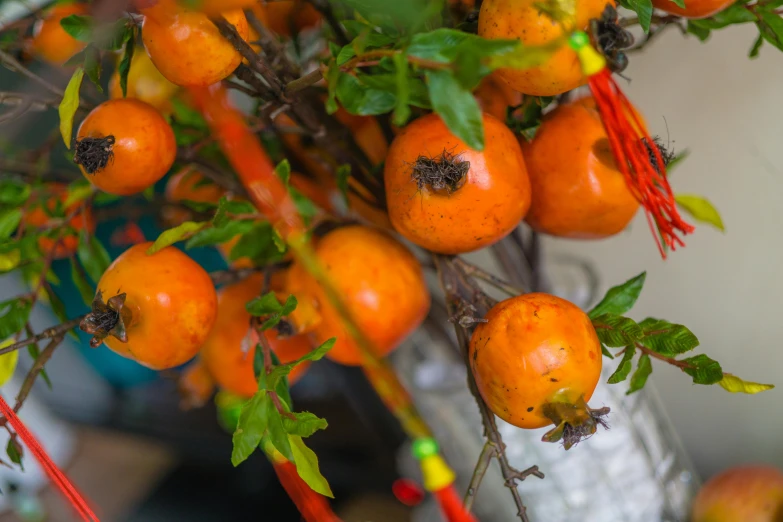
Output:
284 68 324 96
464 441 496 511
0 50 92 109
305 0 350 46
0 316 84 356
454 257 526 297
635 342 691 370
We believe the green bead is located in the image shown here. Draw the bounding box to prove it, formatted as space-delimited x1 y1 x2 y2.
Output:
569 31 589 50
412 437 439 459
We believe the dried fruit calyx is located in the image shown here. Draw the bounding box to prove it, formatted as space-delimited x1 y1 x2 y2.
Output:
411 149 470 195
79 290 131 348
73 135 115 174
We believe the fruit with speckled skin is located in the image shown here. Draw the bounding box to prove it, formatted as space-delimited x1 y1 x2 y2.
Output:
692 465 783 522
521 96 640 238
469 293 602 429
285 225 430 366
384 112 530 254
478 0 612 96
75 99 176 195
95 243 217 370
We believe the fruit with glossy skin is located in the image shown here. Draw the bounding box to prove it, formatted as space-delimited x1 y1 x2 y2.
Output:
478 0 612 95
74 98 176 195
469 293 602 433
141 3 249 87
384 112 530 254
692 465 783 522
285 225 430 366
25 184 95 259
200 273 311 398
108 49 179 114
30 3 89 65
81 242 218 370
520 96 640 238
652 0 734 19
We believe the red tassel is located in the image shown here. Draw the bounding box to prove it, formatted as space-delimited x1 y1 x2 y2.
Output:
588 69 695 258
433 484 478 522
0 395 98 521
272 460 342 522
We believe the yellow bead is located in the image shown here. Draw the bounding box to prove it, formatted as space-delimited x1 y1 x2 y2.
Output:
420 454 456 492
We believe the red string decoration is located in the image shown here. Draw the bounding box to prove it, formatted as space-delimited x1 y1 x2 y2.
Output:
588 69 695 258
0 394 99 521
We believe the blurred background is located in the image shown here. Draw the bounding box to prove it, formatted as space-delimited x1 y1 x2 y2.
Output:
0 4 782 522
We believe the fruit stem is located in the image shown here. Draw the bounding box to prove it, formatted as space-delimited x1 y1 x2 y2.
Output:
540 396 610 450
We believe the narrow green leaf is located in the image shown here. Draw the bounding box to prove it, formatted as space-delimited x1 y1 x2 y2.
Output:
718 373 774 394
59 14 93 42
426 69 484 150
0 209 21 240
266 338 336 392
0 340 19 387
265 397 294 461
289 435 334 497
6 438 23 470
607 345 636 384
118 27 136 97
630 0 653 31
77 230 111 283
186 220 255 249
627 353 653 394
275 160 292 186
588 272 647 318
749 32 764 58
83 45 103 92
591 314 643 347
638 318 699 356
0 300 32 339
282 411 328 438
759 11 783 51
148 222 208 254
601 345 614 359
231 391 270 466
675 194 725 232
682 354 723 385
392 53 411 126
69 258 94 307
59 67 84 149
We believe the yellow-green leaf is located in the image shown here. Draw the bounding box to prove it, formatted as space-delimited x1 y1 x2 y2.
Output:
488 39 562 71
147 221 208 255
288 435 334 498
0 250 21 272
59 67 85 149
675 194 725 232
718 373 774 394
0 340 19 387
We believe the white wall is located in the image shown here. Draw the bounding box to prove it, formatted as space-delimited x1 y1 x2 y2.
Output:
544 22 783 479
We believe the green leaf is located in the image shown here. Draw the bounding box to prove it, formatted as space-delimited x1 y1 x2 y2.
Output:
687 21 711 41
669 0 686 8
749 32 764 58
267 338 335 392
588 272 646 318
0 181 31 206
392 53 411 126
627 353 652 394
682 354 723 385
171 97 209 130
6 438 23 470
282 411 328 438
629 0 653 31
229 222 284 264
63 182 93 207
60 14 93 42
718 373 774 394
0 300 32 339
0 209 21 240
426 69 484 150
148 222 208 254
247 293 297 330
83 45 103 92
231 391 270 466
675 194 725 232
336 165 351 208
212 197 256 228
0 250 21 273
601 345 614 359
335 73 397 116
69 258 94 307
336 31 394 65
275 159 292 186
265 396 294 461
26 341 51 387
358 73 431 108
118 27 136 97
77 230 111 283
408 29 518 65
186 220 255 249
510 96 554 141
0 339 19 387
59 67 84 149
607 345 636 384
758 10 783 51
591 314 643 348
638 318 699 356
289 435 334 497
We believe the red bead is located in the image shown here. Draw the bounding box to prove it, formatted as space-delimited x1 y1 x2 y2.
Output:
392 478 425 507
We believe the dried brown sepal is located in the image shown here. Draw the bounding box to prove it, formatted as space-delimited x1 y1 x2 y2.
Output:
541 396 610 450
411 149 470 195
73 135 115 174
79 290 131 348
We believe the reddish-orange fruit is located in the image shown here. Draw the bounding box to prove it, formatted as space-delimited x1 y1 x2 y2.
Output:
141 3 249 87
692 465 783 522
384 112 531 254
469 293 603 446
473 72 522 121
30 3 89 65
201 274 312 398
251 1 321 37
478 0 612 95
652 0 733 18
74 98 176 196
81 242 218 370
285 225 430 366
108 50 179 115
25 184 95 259
521 96 641 239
